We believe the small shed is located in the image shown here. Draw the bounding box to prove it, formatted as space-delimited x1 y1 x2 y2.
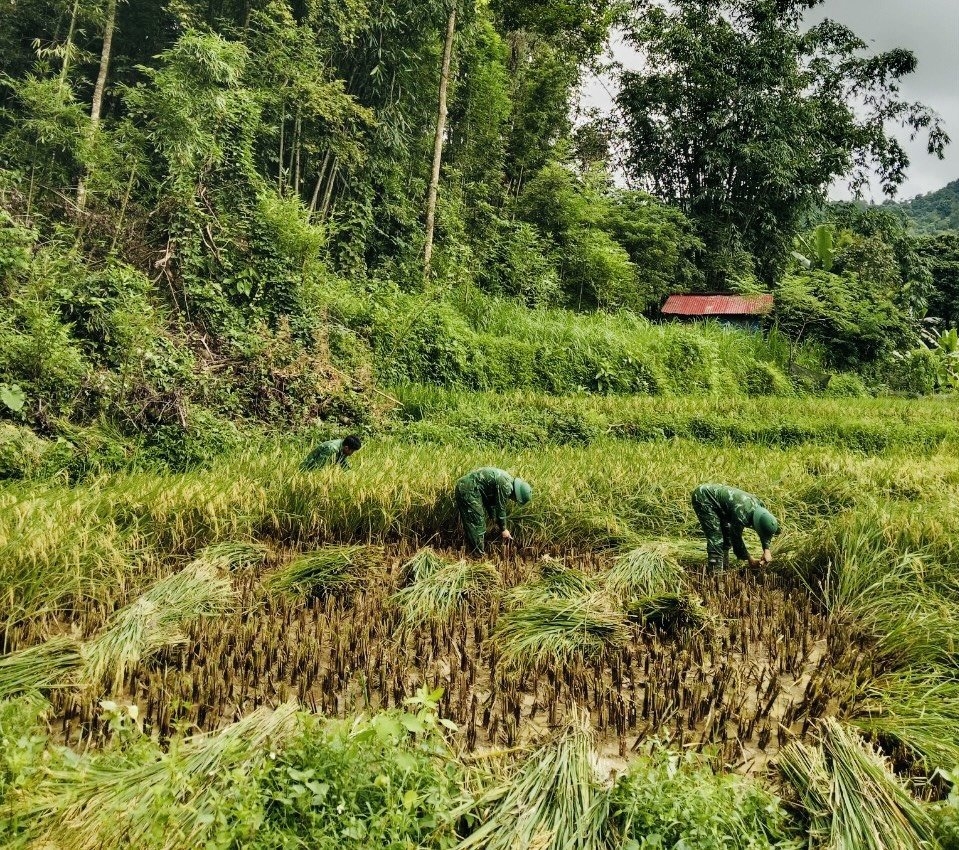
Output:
661 293 774 330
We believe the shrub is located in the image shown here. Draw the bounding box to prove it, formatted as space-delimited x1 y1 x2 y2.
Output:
825 372 871 398
743 361 793 397
0 299 88 420
611 748 801 849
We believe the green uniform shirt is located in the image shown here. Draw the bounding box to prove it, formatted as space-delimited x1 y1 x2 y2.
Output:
300 438 350 471
695 484 775 559
456 467 514 529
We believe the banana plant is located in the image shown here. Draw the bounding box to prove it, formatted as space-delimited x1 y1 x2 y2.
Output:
791 224 837 272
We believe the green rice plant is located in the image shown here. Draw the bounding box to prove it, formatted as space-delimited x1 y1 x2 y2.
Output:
83 563 234 692
392 558 501 627
604 543 686 598
267 546 384 595
455 711 611 850
854 672 959 772
494 591 629 670
0 635 83 699
507 558 597 607
21 701 299 850
625 592 709 633
778 718 934 850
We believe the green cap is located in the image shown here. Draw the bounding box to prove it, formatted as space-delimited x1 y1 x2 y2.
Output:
513 477 532 505
753 508 779 545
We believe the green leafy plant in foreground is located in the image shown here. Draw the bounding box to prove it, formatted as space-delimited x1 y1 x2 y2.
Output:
253 688 461 850
611 747 801 850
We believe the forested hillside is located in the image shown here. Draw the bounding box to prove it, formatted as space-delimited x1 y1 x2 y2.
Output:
0 0 956 474
890 179 959 233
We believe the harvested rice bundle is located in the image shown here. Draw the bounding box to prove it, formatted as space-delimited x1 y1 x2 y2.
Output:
393 558 501 627
0 635 83 699
625 592 709 633
495 591 629 670
506 557 597 608
778 718 933 850
83 563 234 692
268 545 384 595
22 702 299 850
604 543 685 599
456 711 610 850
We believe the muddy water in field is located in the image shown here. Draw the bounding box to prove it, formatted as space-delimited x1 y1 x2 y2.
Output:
43 548 867 775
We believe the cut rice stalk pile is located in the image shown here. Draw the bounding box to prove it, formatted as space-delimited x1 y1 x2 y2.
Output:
494 591 629 670
625 592 709 633
195 539 271 570
604 543 686 599
21 701 299 850
267 545 384 595
392 557 501 627
400 547 451 583
506 557 596 608
456 711 610 850
778 718 934 850
0 635 83 699
83 563 234 692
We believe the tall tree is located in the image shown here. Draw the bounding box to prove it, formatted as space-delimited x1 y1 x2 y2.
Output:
423 5 457 280
616 0 949 284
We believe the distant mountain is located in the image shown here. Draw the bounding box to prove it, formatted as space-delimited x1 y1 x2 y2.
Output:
883 179 959 233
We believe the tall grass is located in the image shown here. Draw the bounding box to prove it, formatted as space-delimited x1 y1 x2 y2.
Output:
4 413 959 634
854 672 959 772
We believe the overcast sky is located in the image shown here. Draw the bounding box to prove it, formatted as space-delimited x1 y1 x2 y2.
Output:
581 0 959 201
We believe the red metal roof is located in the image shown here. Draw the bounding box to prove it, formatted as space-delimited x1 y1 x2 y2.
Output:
661 293 774 317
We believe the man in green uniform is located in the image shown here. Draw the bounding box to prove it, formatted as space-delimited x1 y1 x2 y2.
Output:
455 467 532 556
690 483 779 571
300 434 362 471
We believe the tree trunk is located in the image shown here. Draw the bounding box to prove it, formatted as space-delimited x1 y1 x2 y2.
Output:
89 0 117 130
309 149 332 216
278 104 286 193
77 0 118 210
423 5 456 281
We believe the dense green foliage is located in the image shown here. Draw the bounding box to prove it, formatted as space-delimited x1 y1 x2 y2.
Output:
0 0 955 474
616 0 949 284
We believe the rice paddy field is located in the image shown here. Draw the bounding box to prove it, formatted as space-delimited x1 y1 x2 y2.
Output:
3 391 959 849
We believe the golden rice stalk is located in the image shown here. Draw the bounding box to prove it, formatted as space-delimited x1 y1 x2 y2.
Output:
82 563 234 692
